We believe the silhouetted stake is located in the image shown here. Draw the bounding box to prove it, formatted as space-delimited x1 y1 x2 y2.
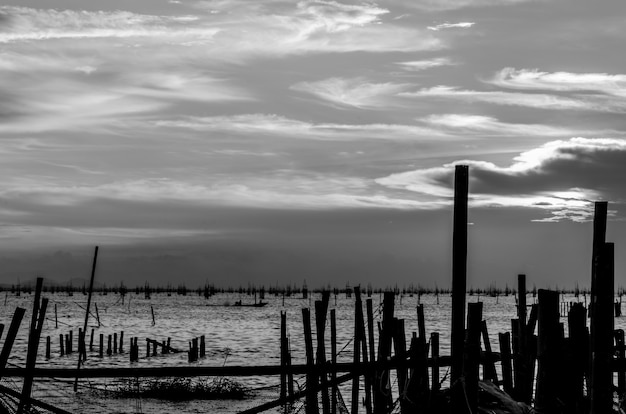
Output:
55 303 58 329
480 320 497 383
18 277 47 414
514 274 529 400
46 336 51 360
59 335 65 357
330 309 337 414
392 319 409 414
99 334 103 358
151 305 156 326
302 307 318 414
200 335 205 358
430 332 440 395
417 304 426 343
0 307 25 379
107 335 112 356
450 165 468 414
590 243 614 414
616 330 626 398
365 298 376 374
463 302 482 414
95 303 100 327
374 291 394 414
280 311 288 410
351 288 363 414
535 289 560 413
498 332 513 395
89 329 94 352
119 331 124 353
75 246 98 392
568 302 587 412
315 292 330 414
0 324 3 342
590 201 608 316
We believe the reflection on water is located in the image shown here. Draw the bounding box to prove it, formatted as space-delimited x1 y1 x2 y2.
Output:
0 291 612 413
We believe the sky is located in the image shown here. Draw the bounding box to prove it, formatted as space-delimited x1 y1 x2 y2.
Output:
1 0 625 289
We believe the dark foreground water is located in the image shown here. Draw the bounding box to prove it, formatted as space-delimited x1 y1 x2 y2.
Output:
0 291 619 413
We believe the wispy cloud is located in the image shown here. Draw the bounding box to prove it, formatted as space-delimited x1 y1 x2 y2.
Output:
291 77 412 108
395 57 456 71
419 114 590 137
154 113 449 141
400 86 626 113
377 137 626 221
0 6 215 43
427 22 475 31
489 67 626 97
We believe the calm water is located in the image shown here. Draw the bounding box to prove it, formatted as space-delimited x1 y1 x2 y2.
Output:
0 291 621 413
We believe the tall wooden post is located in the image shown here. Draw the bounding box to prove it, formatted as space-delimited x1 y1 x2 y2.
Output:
535 289 560 413
302 307 319 414
18 277 47 414
450 165 469 413
75 246 98 391
464 302 482 414
315 292 330 414
590 202 608 314
330 309 337 414
590 243 614 414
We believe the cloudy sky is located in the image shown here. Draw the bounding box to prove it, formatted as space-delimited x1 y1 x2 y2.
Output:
1 0 625 289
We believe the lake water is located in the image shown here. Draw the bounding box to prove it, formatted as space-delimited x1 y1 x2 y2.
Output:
0 290 621 413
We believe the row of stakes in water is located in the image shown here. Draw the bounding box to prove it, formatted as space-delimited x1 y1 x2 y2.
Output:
43 329 206 363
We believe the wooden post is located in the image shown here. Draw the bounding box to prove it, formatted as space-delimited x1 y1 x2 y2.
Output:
330 309 337 414
351 288 362 414
302 307 319 414
18 277 48 414
45 336 51 360
615 329 626 399
280 311 288 411
69 331 73 354
99 333 104 358
59 335 65 357
89 329 94 352
373 291 394 414
119 331 124 353
107 335 112 356
315 292 330 414
463 302 482 414
55 303 58 329
416 304 426 343
498 332 513 395
392 319 409 414
480 320 497 383
431 332 440 395
590 243 614 414
0 307 26 378
75 245 98 391
450 165 468 414
535 289 560 413
568 302 587 412
590 202 608 315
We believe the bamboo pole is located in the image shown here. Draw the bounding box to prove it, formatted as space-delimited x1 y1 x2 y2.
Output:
450 165 468 414
590 243 614 414
302 307 319 414
74 246 98 391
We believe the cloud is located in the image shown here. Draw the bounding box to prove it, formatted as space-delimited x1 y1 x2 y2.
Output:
489 67 626 97
376 138 626 221
427 22 475 31
388 0 536 11
0 4 441 55
419 114 595 137
154 113 449 141
395 57 456 71
0 173 438 216
400 86 626 113
0 6 215 42
291 77 412 108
